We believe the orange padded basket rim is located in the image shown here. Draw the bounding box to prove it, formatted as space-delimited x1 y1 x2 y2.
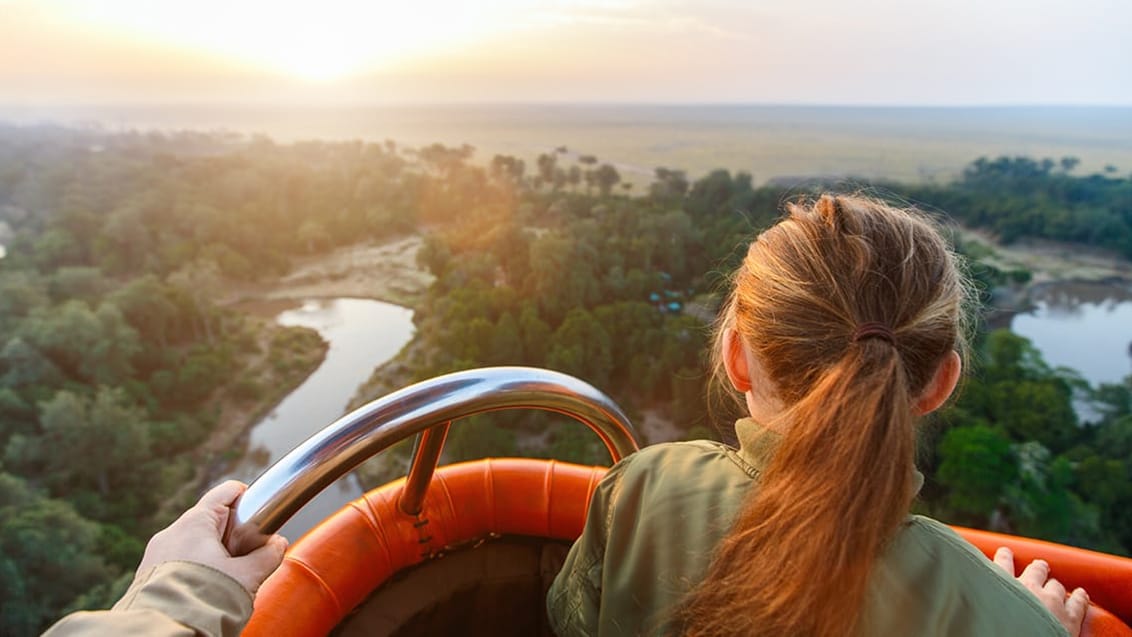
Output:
246 458 1132 637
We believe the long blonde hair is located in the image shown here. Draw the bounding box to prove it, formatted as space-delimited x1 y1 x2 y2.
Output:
680 194 972 636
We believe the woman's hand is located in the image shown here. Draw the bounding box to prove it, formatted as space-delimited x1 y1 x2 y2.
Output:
994 547 1089 637
136 480 288 595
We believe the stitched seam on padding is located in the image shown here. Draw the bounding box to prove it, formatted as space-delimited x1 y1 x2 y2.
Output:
286 555 345 619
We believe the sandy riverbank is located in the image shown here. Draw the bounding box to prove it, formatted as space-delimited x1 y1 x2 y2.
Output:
236 235 434 308
274 235 433 306
958 228 1132 284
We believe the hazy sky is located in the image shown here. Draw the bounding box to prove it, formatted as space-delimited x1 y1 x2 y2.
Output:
1 0 1129 105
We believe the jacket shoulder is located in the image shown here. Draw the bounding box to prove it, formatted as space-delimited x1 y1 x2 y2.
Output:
875 516 1068 636
616 439 757 483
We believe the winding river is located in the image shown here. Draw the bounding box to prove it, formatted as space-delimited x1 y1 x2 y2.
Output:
1010 280 1132 393
229 298 415 541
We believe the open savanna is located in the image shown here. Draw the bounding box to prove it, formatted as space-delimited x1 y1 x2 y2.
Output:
8 104 1132 187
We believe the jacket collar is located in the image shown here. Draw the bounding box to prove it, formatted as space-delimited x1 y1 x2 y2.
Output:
734 417 781 475
733 417 925 495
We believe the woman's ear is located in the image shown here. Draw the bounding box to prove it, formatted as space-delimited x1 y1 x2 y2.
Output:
722 328 752 393
915 350 962 415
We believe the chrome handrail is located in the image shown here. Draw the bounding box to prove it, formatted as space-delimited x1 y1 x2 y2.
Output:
224 366 640 555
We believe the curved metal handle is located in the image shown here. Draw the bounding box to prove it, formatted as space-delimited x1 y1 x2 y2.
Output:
224 366 639 555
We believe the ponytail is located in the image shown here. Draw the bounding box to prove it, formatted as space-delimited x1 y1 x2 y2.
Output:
679 195 967 636
680 343 915 636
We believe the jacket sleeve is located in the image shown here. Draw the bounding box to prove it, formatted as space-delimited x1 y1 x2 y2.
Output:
546 456 632 637
42 561 253 637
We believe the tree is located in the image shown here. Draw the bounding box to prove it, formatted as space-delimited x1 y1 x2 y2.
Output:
593 302 662 389
31 229 84 270
938 424 1017 521
650 167 689 200
685 169 742 219
546 424 605 466
489 312 523 364
1005 442 1104 546
444 416 517 462
47 267 104 304
529 234 600 323
547 308 613 388
416 233 452 278
957 330 1079 452
487 222 531 287
489 154 525 185
1096 413 1132 461
0 272 47 329
519 305 551 367
167 260 221 344
95 204 151 274
21 301 140 386
0 473 116 637
640 210 698 280
535 153 557 189
0 388 36 442
1093 380 1132 424
109 275 179 349
567 166 582 191
594 163 621 197
1074 451 1132 551
0 337 62 390
36 388 152 501
88 304 143 385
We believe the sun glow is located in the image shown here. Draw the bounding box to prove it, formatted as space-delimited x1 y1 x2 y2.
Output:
53 0 538 81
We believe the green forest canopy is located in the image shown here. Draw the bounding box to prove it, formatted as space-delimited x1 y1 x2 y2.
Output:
0 124 1130 634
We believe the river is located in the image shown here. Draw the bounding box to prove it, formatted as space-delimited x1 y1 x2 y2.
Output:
229 298 415 542
1010 280 1132 400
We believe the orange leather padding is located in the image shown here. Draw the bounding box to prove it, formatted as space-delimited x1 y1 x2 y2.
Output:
1082 606 1132 637
245 458 606 637
247 459 1132 637
955 526 1132 636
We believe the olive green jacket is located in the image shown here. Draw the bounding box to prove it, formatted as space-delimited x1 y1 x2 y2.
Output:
547 419 1068 636
42 561 252 637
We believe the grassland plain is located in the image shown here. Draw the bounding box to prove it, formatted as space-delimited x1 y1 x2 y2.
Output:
8 104 1131 186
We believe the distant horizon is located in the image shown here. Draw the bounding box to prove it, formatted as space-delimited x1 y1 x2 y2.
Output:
3 100 1129 187
4 101 1132 110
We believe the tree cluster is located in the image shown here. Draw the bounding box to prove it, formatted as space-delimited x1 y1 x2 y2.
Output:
906 156 1132 257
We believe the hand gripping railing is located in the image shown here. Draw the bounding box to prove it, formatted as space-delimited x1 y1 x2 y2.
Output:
224 366 640 556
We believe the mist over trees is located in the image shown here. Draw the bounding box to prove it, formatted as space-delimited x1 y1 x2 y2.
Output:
0 124 1130 634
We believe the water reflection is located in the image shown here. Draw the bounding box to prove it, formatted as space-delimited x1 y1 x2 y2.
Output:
1030 281 1132 319
1012 281 1132 388
228 298 415 541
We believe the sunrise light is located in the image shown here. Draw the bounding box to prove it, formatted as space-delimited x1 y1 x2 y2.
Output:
50 0 536 81
1 0 1128 104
